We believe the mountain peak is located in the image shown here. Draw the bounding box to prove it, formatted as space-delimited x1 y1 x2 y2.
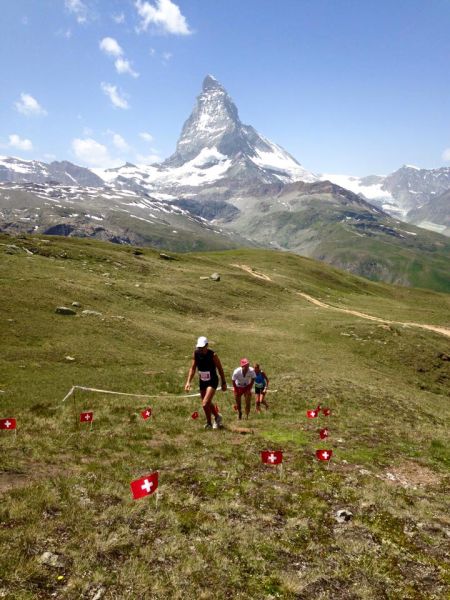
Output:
161 76 316 183
202 74 223 91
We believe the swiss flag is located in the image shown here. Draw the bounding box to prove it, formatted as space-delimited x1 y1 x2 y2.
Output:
316 449 333 461
191 411 199 420
319 428 329 439
130 471 159 500
0 418 16 430
261 450 283 465
141 408 152 420
80 411 93 422
306 409 318 419
322 408 331 417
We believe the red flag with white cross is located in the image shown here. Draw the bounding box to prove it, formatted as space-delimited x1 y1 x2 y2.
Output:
141 408 152 420
319 428 329 439
80 411 93 422
306 409 318 419
316 449 333 461
130 471 159 500
0 418 16 430
322 408 331 416
261 450 283 465
191 411 199 420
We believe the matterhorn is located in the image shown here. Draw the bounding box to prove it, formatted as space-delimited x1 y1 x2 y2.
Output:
99 75 316 197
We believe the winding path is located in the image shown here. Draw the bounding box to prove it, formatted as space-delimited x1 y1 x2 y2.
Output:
231 264 450 339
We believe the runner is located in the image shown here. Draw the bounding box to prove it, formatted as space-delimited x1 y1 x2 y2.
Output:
254 363 269 412
232 358 256 419
185 336 227 430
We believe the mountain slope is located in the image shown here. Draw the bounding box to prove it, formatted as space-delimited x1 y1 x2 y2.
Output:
216 180 450 291
1 234 449 598
323 165 450 236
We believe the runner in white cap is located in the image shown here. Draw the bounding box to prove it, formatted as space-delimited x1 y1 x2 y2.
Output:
185 336 227 430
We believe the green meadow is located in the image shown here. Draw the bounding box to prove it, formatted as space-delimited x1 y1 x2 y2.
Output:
0 233 449 599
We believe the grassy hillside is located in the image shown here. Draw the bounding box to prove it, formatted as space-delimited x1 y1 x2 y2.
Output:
1 234 449 599
226 190 450 293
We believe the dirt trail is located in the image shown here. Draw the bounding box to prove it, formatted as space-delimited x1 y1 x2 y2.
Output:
230 264 272 281
231 264 450 339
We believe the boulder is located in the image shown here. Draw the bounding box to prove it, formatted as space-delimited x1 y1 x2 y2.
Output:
210 273 221 281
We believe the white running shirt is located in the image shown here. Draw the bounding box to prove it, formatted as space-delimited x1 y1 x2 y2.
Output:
232 366 256 388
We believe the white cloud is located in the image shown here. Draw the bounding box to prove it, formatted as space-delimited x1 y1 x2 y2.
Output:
139 132 154 142
162 51 172 62
112 13 125 24
8 134 33 151
72 137 112 167
65 0 88 24
135 0 192 35
442 148 450 162
99 36 123 57
111 133 130 151
101 83 129 109
15 93 47 117
100 37 139 77
115 57 139 77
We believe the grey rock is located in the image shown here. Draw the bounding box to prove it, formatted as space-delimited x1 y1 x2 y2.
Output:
65 356 76 362
210 272 221 281
55 306 76 315
72 301 81 307
39 551 64 568
334 509 353 523
81 310 103 317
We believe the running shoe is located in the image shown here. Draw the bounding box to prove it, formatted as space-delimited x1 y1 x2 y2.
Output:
214 414 223 429
204 423 213 430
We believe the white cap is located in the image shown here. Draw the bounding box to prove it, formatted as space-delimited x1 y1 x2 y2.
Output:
196 336 208 348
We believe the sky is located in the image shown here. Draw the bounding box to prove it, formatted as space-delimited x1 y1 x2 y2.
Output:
1 0 450 176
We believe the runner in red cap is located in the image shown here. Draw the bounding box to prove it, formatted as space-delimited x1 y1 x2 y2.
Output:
232 358 256 419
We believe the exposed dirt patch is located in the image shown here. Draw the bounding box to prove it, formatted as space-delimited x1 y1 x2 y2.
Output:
382 461 442 488
0 463 64 495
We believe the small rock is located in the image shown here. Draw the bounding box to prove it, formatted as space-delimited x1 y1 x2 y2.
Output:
81 310 103 317
72 302 81 307
39 551 64 568
55 306 77 315
133 249 144 256
159 252 175 260
65 356 76 362
334 509 353 523
91 586 106 600
210 272 220 281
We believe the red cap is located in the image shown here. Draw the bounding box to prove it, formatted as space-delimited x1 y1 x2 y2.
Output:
240 358 249 367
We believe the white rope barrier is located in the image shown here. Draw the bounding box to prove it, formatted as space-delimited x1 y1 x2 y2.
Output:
62 385 200 403
61 385 277 403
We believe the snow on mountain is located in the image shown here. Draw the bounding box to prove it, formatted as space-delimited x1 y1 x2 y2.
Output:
96 75 317 193
0 155 103 187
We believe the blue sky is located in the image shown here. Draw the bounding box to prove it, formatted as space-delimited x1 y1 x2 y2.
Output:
1 0 449 175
